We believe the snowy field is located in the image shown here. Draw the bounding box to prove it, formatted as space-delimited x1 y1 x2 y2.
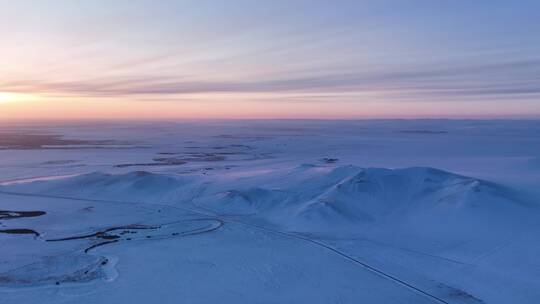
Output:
1 120 540 304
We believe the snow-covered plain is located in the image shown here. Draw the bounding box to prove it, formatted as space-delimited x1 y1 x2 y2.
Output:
1 120 540 303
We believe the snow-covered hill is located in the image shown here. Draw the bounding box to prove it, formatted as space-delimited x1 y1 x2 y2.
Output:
7 165 534 243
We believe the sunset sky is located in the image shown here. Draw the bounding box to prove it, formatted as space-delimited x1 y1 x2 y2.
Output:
1 0 539 120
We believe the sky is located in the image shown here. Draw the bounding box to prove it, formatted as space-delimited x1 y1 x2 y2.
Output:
0 0 539 120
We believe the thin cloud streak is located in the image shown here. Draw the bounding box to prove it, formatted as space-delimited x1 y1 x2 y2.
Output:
4 59 539 101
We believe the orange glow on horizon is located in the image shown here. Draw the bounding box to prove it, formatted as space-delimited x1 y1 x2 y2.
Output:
1 91 537 122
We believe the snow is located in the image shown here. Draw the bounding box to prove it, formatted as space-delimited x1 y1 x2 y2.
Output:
1 120 540 303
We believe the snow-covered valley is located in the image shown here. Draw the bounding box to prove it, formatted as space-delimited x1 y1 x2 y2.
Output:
1 120 539 303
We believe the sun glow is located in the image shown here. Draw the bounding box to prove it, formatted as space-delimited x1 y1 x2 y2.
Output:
0 92 21 103
0 92 43 105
